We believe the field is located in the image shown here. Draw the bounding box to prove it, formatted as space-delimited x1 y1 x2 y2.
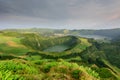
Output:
0 34 30 56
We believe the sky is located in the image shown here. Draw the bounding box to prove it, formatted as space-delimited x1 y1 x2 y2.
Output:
0 0 120 29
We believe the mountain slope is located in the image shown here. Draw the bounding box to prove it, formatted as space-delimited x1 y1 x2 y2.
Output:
0 29 120 80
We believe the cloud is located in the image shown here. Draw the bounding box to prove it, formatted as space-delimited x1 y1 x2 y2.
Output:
0 0 120 29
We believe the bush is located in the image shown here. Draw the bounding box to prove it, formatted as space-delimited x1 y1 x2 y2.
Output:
42 62 57 73
71 69 82 79
0 60 38 74
95 68 113 78
0 70 25 80
85 67 99 78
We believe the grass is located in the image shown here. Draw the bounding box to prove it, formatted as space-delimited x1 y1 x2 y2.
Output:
65 56 82 62
21 36 91 59
25 55 42 61
101 59 120 79
59 37 92 56
39 60 100 80
80 38 92 46
0 34 30 56
0 59 39 80
0 59 100 80
21 37 92 61
0 31 119 80
0 44 29 56
0 34 20 44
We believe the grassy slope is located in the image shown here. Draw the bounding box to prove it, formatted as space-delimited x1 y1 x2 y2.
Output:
24 37 91 63
0 59 100 80
80 39 120 80
0 31 120 80
102 59 120 80
0 33 30 56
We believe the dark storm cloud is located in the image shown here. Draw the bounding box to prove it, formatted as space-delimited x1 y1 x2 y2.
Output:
0 0 69 20
0 0 120 29
0 1 11 14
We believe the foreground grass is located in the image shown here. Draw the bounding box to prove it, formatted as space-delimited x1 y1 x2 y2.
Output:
0 59 100 80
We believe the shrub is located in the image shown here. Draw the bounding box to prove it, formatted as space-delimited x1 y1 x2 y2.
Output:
95 68 113 78
0 70 25 80
0 60 38 74
71 69 82 79
85 67 99 78
42 62 57 73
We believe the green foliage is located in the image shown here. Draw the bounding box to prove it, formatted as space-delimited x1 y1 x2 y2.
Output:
0 59 42 79
42 62 57 73
2 31 21 37
0 70 24 80
0 54 17 60
21 34 78 51
0 60 38 74
80 39 120 79
71 69 82 79
96 68 113 78
0 58 100 80
85 67 100 78
25 55 41 61
39 60 100 80
33 60 45 65
1 30 120 80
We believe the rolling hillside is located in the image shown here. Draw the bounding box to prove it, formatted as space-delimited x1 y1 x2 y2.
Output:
0 29 120 80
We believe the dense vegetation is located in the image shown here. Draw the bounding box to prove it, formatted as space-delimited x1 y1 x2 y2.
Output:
0 29 120 80
21 34 78 51
0 59 101 80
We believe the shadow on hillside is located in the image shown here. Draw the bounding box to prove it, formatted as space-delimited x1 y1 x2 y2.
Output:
0 55 20 60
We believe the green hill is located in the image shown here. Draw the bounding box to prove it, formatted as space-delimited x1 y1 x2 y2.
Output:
0 30 120 80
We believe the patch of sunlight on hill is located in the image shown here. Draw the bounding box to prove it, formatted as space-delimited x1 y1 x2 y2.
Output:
6 41 24 48
0 34 27 48
0 34 31 56
80 38 92 46
0 44 30 56
0 34 20 43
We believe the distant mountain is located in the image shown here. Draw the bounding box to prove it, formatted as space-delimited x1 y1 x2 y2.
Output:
69 28 120 40
2 28 120 40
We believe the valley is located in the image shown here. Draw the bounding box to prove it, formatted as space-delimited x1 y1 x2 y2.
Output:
0 28 120 80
